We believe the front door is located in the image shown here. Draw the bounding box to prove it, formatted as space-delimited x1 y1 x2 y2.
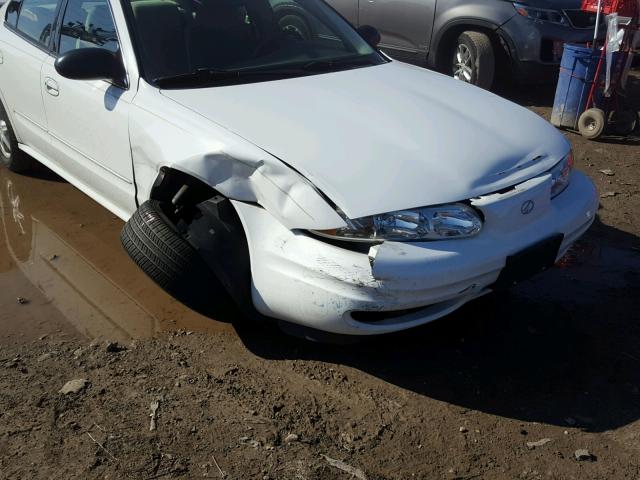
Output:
358 0 435 64
40 0 136 218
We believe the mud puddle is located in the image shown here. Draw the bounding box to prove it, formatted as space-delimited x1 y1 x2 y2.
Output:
0 167 233 344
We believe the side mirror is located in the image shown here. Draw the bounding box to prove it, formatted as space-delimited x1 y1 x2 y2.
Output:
357 25 381 48
55 48 126 87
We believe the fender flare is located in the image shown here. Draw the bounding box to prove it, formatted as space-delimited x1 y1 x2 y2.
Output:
428 18 507 70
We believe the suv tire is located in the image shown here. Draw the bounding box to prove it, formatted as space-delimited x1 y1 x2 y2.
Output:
452 31 495 90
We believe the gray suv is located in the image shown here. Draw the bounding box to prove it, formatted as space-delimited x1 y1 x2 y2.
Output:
318 0 598 89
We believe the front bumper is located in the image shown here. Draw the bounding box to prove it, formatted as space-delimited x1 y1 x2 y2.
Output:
499 14 595 80
232 171 598 336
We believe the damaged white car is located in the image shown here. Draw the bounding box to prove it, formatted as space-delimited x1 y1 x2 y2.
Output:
0 0 597 337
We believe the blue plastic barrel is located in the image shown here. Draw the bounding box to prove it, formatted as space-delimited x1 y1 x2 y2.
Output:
551 44 601 130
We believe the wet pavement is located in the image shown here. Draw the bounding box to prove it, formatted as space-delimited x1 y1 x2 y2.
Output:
0 166 233 345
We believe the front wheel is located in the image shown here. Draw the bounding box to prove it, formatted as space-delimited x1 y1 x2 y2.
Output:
120 200 228 314
451 31 495 90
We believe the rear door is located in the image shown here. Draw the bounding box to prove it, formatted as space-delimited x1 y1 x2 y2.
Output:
358 0 435 64
40 0 136 218
0 0 62 156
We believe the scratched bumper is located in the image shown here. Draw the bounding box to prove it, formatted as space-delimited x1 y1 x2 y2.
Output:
231 171 598 336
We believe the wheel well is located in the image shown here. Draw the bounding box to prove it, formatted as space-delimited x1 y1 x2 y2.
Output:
434 25 511 74
150 167 220 207
147 167 256 317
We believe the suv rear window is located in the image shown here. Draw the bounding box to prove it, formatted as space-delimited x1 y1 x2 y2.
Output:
14 0 60 47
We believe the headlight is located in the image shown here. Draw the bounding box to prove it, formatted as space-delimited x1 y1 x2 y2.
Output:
549 151 574 198
312 203 483 242
513 3 569 26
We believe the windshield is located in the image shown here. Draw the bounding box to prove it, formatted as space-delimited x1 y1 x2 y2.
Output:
124 0 386 87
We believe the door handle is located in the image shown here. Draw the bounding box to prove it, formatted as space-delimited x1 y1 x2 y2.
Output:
44 77 59 97
0 50 4 64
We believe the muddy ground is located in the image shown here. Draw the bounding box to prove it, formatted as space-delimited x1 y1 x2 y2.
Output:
1 74 640 480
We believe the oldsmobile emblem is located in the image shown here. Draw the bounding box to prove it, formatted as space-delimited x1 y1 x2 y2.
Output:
521 200 535 215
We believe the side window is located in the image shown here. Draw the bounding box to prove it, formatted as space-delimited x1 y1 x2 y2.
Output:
15 0 59 46
58 0 119 55
5 0 22 28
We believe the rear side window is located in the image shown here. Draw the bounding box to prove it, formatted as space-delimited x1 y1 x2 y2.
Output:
5 0 22 28
58 0 119 55
15 0 60 46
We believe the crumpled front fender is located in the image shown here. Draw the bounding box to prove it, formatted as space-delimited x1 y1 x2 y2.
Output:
130 82 346 230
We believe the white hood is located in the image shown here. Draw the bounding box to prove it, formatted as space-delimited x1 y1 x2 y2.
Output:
161 61 569 219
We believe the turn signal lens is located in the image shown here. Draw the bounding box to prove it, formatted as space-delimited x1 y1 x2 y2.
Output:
550 151 574 198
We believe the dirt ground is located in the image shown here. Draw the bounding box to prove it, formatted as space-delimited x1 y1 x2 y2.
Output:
1 73 639 480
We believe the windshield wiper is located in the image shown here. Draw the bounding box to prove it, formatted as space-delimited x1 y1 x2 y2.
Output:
153 67 305 88
301 56 377 72
154 58 378 88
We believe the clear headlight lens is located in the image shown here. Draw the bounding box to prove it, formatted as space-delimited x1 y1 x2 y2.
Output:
513 3 569 26
549 150 574 198
312 203 483 243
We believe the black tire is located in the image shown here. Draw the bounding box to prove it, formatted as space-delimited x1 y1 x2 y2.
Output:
452 31 495 90
120 200 224 311
0 102 34 173
608 109 638 136
578 108 606 140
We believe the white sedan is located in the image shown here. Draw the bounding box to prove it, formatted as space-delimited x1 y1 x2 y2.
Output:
0 0 597 337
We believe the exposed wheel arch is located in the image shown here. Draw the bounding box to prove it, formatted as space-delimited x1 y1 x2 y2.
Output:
142 167 260 321
149 166 219 209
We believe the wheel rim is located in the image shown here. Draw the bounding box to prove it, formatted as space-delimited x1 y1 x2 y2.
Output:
585 117 598 131
0 120 12 160
453 44 473 82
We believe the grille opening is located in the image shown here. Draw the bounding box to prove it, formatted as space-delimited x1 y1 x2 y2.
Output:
350 305 431 323
564 10 599 29
540 38 556 63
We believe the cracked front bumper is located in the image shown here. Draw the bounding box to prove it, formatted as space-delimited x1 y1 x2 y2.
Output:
232 171 598 336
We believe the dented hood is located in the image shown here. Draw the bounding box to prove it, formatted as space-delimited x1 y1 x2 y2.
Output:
161 62 570 219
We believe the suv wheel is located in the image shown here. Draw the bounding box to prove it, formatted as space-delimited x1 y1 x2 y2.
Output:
452 31 495 90
0 103 34 173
